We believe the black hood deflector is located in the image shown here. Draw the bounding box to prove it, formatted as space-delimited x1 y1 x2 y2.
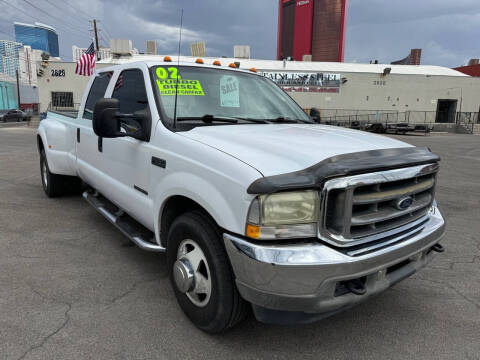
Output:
247 147 440 194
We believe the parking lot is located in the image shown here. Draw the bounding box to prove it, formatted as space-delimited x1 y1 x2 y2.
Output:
1 127 479 360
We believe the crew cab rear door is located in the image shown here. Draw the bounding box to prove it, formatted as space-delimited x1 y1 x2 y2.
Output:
98 67 154 227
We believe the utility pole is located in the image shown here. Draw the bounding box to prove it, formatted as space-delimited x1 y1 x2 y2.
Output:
15 69 21 109
93 19 101 60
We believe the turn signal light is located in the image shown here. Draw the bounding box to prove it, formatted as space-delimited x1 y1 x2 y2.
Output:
164 56 172 62
213 60 221 66
246 224 260 239
195 58 204 64
250 67 257 73
229 63 237 68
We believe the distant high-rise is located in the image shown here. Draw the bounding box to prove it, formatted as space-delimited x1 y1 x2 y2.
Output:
72 45 111 62
0 40 22 78
14 22 59 58
277 0 347 62
190 41 206 57
146 40 157 55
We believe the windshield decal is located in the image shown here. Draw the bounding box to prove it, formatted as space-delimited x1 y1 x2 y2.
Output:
156 66 204 96
220 76 240 107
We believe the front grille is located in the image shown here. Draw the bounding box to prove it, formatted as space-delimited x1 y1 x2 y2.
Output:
319 163 438 249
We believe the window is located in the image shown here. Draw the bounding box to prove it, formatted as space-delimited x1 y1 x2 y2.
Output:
83 72 112 120
51 92 73 108
112 69 149 114
111 69 149 133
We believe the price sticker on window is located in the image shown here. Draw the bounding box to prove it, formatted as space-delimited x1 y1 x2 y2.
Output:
156 67 204 96
220 76 240 107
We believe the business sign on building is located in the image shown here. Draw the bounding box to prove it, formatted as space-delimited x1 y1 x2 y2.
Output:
261 71 341 93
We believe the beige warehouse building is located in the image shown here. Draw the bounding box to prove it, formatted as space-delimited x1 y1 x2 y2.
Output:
37 55 480 132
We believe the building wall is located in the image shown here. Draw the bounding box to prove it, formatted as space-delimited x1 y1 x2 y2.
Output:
36 60 480 123
18 46 38 86
14 23 59 58
311 0 347 62
0 81 18 110
286 71 480 117
0 40 22 78
37 61 112 112
278 0 347 62
454 64 480 77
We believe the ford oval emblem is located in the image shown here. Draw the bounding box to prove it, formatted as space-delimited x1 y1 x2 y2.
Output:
396 196 414 210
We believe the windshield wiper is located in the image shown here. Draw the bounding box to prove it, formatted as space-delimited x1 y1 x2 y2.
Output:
263 117 312 124
176 114 238 124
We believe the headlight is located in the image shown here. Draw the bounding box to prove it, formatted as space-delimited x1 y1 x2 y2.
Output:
246 190 320 240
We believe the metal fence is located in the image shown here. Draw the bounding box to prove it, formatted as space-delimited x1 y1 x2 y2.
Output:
304 109 480 134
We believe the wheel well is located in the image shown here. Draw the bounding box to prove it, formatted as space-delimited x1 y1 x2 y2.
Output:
37 135 44 153
160 196 217 246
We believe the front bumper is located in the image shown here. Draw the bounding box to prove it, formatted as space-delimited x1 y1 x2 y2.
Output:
223 207 445 324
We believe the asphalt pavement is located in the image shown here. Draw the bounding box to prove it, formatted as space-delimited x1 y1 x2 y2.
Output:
0 127 479 360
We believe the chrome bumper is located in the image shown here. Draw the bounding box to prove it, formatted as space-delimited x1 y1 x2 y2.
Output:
223 207 445 323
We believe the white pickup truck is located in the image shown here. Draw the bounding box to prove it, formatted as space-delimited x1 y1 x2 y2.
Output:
37 58 445 333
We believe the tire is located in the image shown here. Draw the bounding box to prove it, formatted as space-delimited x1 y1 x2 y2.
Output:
167 211 248 333
40 149 65 197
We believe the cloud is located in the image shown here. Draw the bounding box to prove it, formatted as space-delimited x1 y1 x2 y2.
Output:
2 0 478 67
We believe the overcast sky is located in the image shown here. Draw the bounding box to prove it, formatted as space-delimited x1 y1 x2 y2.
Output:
1 0 479 67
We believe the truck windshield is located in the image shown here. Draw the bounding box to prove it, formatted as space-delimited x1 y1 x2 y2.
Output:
151 65 311 127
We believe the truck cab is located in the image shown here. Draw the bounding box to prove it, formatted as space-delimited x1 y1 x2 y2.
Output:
37 58 445 333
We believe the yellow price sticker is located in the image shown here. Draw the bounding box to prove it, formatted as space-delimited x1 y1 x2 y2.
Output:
156 79 205 96
155 67 204 96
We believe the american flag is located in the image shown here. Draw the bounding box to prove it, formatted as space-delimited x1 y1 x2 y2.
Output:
75 42 96 76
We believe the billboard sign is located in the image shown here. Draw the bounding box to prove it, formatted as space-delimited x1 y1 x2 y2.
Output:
261 71 341 93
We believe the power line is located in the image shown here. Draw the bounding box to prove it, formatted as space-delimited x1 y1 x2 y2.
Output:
19 0 91 36
1 0 89 40
40 0 91 27
62 0 94 22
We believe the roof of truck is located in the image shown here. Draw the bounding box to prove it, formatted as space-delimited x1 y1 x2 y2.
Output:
98 54 469 77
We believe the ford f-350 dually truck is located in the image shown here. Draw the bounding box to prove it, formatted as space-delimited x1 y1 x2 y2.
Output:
37 59 445 333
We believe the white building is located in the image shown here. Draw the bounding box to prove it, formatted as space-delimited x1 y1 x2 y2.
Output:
72 45 112 62
18 45 38 86
0 40 22 78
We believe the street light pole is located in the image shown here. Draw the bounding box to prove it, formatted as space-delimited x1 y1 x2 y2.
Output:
15 69 21 109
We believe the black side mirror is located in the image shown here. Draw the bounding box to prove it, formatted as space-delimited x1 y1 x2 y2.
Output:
93 98 122 138
310 107 321 123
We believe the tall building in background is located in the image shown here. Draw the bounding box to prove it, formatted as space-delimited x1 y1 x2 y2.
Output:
277 0 347 62
146 40 157 55
0 40 22 78
14 22 59 58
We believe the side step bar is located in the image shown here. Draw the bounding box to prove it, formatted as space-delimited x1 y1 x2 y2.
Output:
82 191 166 252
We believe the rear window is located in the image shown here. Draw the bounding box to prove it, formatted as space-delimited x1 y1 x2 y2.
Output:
83 72 112 120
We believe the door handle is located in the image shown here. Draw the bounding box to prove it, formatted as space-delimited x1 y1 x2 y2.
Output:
77 128 80 143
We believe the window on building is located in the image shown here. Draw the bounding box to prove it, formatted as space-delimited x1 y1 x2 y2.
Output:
111 69 149 133
83 71 112 120
51 92 73 108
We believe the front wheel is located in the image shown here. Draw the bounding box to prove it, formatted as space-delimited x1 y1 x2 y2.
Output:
167 211 248 333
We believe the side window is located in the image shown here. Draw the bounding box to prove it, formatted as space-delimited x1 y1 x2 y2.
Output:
112 69 149 133
82 72 112 120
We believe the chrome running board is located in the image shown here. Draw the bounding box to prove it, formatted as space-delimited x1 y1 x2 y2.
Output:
82 190 165 252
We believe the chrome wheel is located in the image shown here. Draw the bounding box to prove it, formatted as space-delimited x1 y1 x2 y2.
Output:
42 160 48 188
175 239 212 307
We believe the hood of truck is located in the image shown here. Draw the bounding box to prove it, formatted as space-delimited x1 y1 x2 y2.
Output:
180 124 412 177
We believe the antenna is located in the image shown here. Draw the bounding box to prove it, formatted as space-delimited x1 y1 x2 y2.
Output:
173 8 183 130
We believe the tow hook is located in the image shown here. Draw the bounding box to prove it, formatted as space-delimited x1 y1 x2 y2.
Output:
345 279 367 295
431 243 445 253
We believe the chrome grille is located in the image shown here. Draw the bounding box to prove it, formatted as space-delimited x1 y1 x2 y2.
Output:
319 163 438 248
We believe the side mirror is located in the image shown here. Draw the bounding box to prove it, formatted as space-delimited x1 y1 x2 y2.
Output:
310 107 321 123
93 98 122 138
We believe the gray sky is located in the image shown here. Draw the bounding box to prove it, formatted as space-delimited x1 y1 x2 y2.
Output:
1 0 479 67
